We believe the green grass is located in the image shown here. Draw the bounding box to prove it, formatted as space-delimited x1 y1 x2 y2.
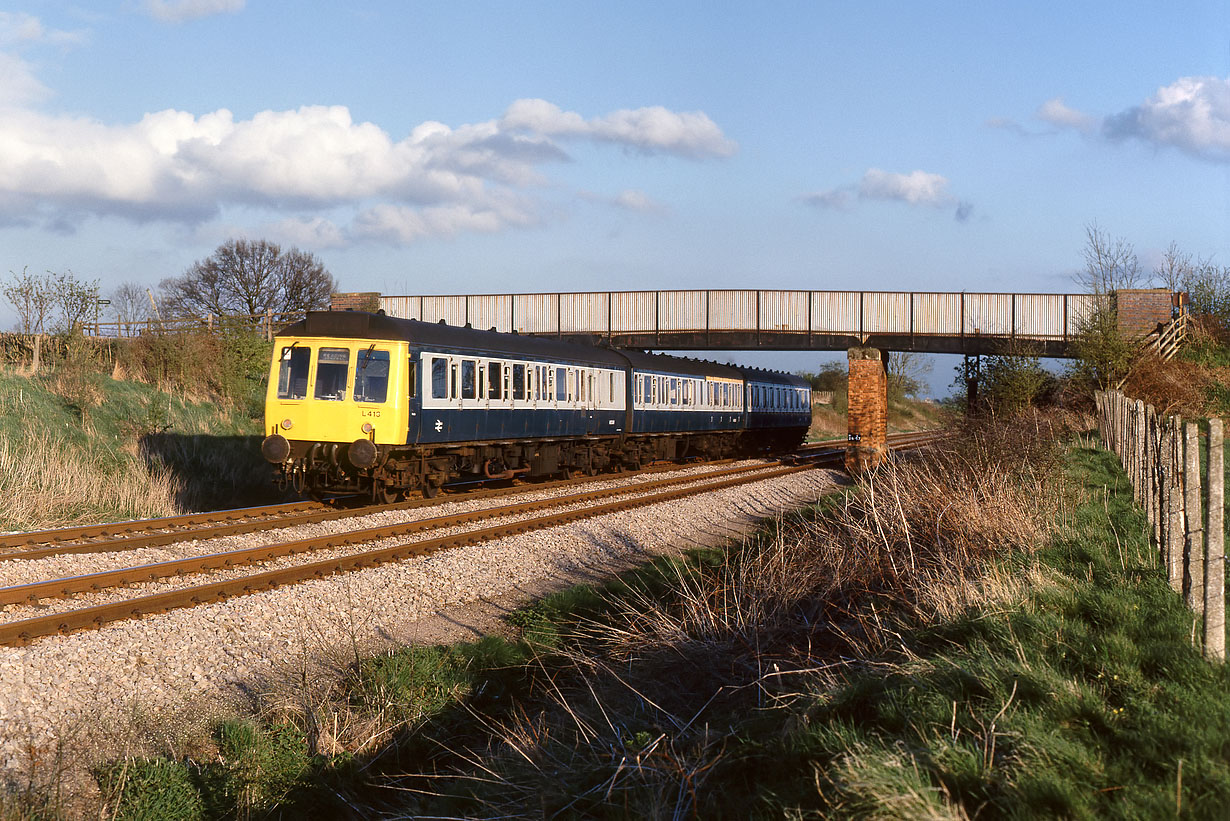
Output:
0 365 283 530
61 439 1230 818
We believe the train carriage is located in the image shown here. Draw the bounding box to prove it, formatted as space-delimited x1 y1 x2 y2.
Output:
261 311 811 500
738 367 813 453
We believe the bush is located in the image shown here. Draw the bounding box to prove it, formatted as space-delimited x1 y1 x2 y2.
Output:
200 721 311 817
95 758 203 821
116 330 271 416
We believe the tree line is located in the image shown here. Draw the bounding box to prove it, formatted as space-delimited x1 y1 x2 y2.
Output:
3 238 336 334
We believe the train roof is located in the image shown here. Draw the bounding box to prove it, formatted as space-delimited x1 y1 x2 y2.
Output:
281 311 631 367
279 312 807 385
734 366 810 388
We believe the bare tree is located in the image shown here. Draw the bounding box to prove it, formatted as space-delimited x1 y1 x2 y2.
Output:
886 350 932 398
1077 222 1141 294
1154 241 1196 293
51 271 100 333
159 238 337 318
110 281 152 335
3 267 55 334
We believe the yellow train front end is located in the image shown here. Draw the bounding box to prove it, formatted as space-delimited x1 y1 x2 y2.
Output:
260 333 410 500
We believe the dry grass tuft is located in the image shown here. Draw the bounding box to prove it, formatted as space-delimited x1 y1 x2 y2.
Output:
1121 353 1216 416
387 411 1076 816
0 426 182 530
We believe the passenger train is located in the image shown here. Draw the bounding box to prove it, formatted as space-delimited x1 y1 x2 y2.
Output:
260 310 811 501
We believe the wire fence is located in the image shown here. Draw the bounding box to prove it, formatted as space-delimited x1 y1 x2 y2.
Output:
1095 389 1225 662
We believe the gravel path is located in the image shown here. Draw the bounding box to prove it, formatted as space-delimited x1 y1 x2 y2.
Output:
0 464 842 783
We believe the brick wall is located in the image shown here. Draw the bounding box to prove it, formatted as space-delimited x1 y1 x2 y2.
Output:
845 347 888 473
330 292 382 312
1115 289 1175 338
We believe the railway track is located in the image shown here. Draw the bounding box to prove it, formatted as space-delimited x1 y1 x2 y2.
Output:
0 458 750 562
0 430 941 646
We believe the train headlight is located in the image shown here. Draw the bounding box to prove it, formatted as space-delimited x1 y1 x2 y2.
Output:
361 422 374 434
281 418 294 430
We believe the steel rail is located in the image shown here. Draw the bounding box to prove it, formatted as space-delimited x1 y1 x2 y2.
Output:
0 461 810 608
0 500 328 549
0 461 823 645
0 458 745 562
0 432 940 563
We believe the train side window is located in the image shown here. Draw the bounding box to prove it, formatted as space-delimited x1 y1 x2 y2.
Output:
488 362 502 400
277 346 310 400
556 367 567 402
408 358 417 399
431 357 447 398
354 348 390 403
461 360 477 400
513 364 526 400
314 347 350 401
579 370 586 403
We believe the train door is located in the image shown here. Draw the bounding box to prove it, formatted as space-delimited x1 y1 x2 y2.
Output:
584 368 600 435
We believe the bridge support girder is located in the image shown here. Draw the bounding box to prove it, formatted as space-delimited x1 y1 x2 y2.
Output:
963 353 981 415
845 347 888 473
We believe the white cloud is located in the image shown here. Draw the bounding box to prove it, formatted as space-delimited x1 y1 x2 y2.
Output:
1035 97 1096 133
351 200 537 244
262 216 348 249
858 168 951 205
0 12 86 47
145 0 245 23
502 99 737 158
1103 76 1230 162
0 78 732 243
612 189 663 211
0 51 48 105
804 168 971 221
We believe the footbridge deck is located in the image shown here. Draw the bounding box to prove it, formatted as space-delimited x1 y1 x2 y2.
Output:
347 288 1178 358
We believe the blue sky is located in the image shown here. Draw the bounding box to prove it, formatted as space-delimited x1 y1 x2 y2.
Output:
2 2 1228 389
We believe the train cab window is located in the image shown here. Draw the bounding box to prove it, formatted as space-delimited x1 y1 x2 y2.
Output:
512 364 526 400
461 360 477 400
487 361 503 399
314 348 350 401
277 346 310 400
354 348 390 403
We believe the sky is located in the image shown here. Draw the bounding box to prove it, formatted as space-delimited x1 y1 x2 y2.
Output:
2 1 1229 393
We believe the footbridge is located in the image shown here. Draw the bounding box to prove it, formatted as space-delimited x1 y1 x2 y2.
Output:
331 288 1182 470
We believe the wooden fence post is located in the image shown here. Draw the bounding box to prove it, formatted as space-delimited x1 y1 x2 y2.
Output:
1184 421 1205 616
1146 405 1158 547
1169 416 1185 592
1206 418 1225 662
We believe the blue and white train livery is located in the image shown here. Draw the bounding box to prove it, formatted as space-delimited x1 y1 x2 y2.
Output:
261 311 811 500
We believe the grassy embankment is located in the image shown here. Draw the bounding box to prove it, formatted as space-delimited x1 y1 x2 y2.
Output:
66 412 1229 819
807 388 941 440
0 332 283 532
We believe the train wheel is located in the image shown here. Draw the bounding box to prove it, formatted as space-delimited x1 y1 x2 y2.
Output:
374 482 401 505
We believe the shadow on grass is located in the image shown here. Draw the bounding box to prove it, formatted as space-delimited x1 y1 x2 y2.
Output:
138 432 293 512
